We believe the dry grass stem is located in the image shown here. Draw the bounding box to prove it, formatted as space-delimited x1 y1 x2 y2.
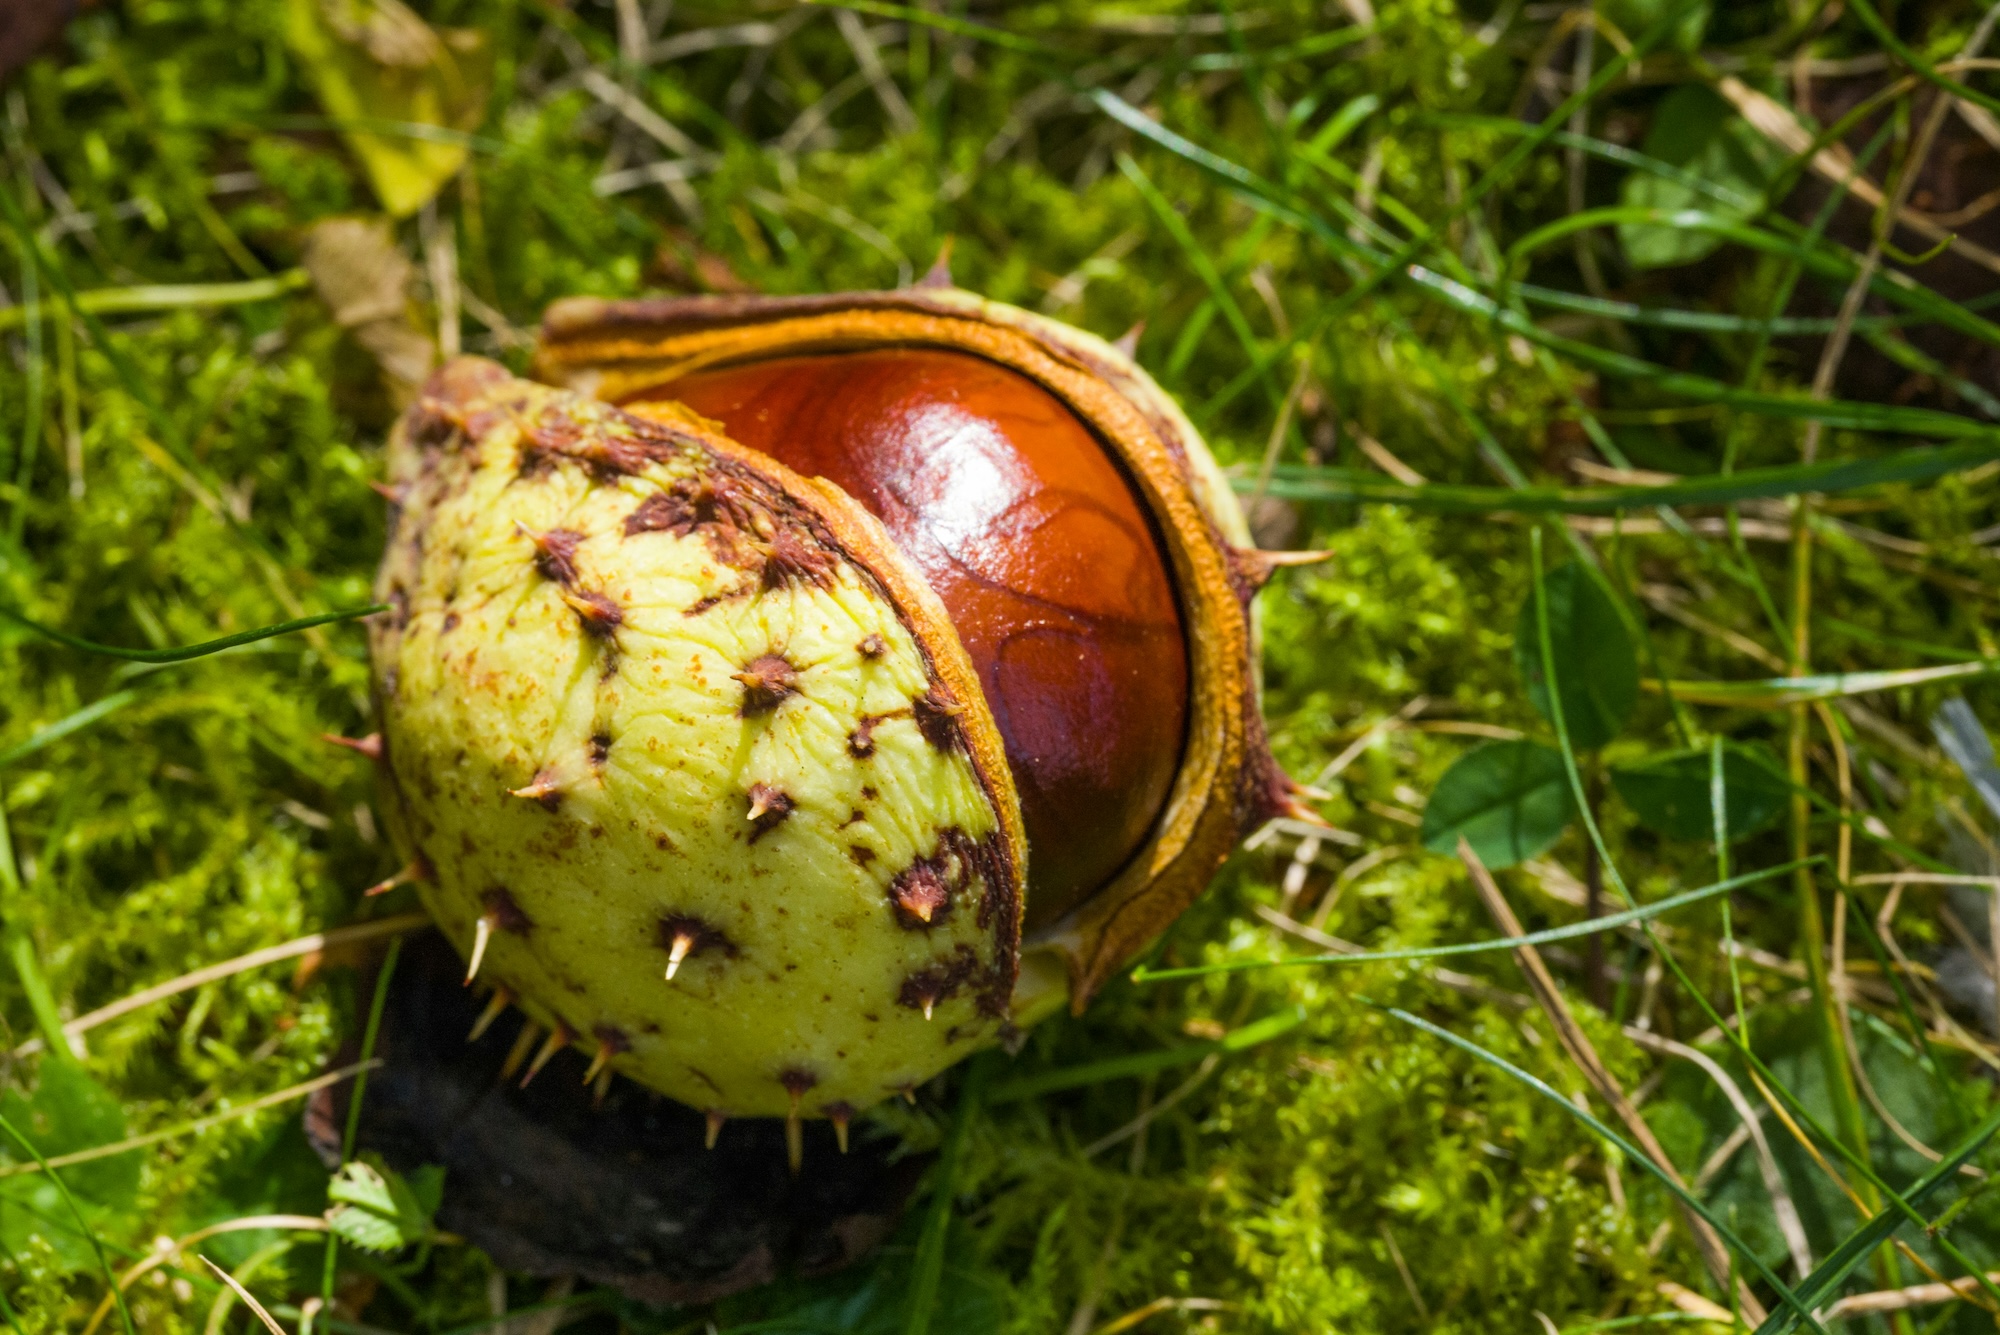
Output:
0 1061 379 1180
199 1257 286 1335
12 913 427 1058
1827 1270 2000 1320
1622 1027 1813 1278
1087 1297 1230 1335
83 1216 328 1335
1312 695 1429 786
1457 841 1765 1321
1254 902 1530 1010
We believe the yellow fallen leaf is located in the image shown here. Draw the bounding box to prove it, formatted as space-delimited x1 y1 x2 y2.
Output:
286 0 491 217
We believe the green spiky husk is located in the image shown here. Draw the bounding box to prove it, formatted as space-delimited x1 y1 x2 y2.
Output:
370 357 1028 1118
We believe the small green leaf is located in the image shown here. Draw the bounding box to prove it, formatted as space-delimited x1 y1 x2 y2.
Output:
386 1161 444 1239
1619 85 1775 269
327 1158 395 1213
1420 741 1577 870
1514 564 1637 750
327 1198 406 1254
1611 743 1789 842
323 1157 441 1254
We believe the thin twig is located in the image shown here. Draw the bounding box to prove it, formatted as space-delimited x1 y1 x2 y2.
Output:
1079 1055 1219 1158
1312 695 1429 786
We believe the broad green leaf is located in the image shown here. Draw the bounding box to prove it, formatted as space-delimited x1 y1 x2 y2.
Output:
1619 86 1774 269
327 1159 398 1214
0 1060 138 1271
1420 741 1577 869
0 1062 135 1209
285 0 492 217
1611 743 1789 842
1514 564 1637 750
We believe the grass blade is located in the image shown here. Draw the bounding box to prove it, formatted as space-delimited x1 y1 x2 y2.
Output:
1643 662 2000 708
0 691 138 770
1527 531 2000 1318
322 938 402 1316
986 1006 1306 1102
1247 440 2000 512
1384 1006 1823 1334
0 1062 380 1179
0 1110 135 1335
0 183 193 462
1749 1101 2000 1334
0 603 384 663
0 271 309 333
904 1053 990 1335
1133 860 1812 981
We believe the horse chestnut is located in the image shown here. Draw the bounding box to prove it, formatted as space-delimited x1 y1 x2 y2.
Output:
368 284 1307 1163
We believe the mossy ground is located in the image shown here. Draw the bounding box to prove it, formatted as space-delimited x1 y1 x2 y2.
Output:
6 1 2000 1331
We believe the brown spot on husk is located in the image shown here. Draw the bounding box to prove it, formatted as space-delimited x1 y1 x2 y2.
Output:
623 474 766 568
887 859 952 929
856 632 886 659
910 686 966 753
519 408 681 480
745 784 795 842
760 529 835 589
483 887 533 934
682 592 733 617
896 945 985 1018
733 654 798 715
562 589 624 637
656 913 738 965
405 396 465 448
523 526 584 587
846 715 885 758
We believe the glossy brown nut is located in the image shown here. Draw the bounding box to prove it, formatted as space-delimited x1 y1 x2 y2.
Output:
650 350 1189 928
